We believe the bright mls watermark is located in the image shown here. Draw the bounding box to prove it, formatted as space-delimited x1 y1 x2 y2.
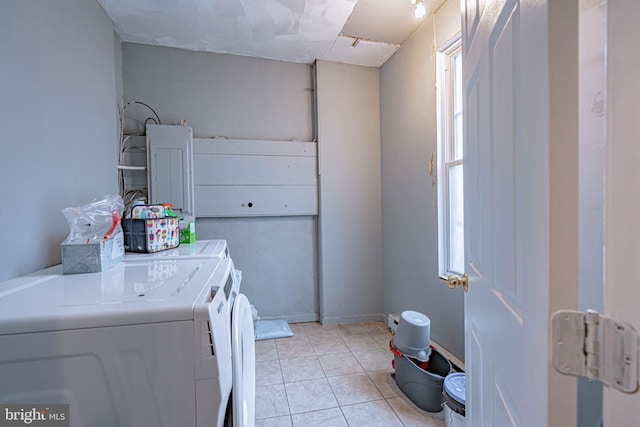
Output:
0 405 68 426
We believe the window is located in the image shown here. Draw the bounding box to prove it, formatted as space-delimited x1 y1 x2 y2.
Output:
437 36 464 278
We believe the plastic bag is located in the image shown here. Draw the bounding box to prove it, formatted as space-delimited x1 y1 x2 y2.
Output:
62 195 125 243
250 303 260 322
254 319 294 341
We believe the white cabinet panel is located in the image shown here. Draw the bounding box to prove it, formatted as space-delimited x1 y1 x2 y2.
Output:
195 185 317 217
195 155 317 186
194 139 318 217
195 139 316 157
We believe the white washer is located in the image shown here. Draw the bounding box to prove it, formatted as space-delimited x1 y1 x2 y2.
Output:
122 238 253 426
124 239 239 306
123 239 229 261
0 256 254 427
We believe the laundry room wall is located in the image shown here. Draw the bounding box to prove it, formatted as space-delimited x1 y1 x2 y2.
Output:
379 0 464 359
0 0 119 282
315 60 383 324
121 44 318 322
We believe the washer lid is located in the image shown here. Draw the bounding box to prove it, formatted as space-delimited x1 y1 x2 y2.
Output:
444 373 466 405
0 257 226 334
124 239 228 261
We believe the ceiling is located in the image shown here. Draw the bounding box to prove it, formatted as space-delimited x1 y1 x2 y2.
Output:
97 0 445 67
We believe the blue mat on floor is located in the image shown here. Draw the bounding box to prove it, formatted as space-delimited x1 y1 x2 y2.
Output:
254 319 294 340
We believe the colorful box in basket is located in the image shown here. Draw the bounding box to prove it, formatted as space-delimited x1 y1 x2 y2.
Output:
122 217 180 253
131 204 166 219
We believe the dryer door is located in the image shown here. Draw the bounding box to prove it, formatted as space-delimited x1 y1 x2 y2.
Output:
231 293 256 427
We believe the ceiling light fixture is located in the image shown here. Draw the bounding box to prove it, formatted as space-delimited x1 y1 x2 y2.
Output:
414 1 426 19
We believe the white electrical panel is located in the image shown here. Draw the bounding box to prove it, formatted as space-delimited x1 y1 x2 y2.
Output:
147 125 195 216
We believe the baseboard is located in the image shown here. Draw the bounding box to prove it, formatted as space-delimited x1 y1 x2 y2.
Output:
387 312 400 332
320 313 387 326
259 313 319 323
430 340 465 372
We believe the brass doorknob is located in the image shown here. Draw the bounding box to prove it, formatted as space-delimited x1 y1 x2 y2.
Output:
446 273 468 292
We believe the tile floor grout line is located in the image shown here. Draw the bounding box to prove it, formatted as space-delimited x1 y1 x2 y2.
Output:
276 350 293 420
385 397 411 427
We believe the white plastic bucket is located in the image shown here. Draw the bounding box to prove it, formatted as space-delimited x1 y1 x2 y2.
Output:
443 372 465 426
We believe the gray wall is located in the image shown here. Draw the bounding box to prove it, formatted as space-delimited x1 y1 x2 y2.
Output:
0 0 119 282
379 0 464 358
122 44 313 141
114 32 124 115
122 44 318 321
197 217 318 322
316 61 383 324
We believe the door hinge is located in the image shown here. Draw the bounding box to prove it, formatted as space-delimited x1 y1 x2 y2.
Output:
552 310 639 393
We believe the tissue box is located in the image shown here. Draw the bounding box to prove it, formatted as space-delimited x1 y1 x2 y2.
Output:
61 229 125 274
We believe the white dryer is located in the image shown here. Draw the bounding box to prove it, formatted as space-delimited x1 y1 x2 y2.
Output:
231 293 256 427
0 256 255 427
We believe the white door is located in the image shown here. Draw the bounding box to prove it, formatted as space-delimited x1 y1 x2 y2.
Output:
462 0 579 425
602 1 640 425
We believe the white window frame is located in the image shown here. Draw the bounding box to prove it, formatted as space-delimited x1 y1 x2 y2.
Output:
436 35 464 279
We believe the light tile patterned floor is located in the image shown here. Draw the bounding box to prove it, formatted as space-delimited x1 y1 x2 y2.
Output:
255 321 445 427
